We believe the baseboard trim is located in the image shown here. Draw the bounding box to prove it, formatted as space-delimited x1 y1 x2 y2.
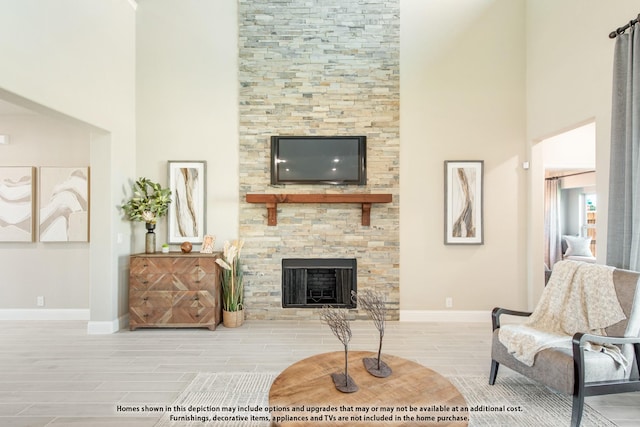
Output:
87 314 128 334
399 310 490 323
0 309 90 321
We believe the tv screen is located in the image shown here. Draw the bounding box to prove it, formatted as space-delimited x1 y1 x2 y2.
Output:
270 136 367 185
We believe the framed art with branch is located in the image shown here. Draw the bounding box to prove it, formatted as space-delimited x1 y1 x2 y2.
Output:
167 161 206 244
444 160 484 245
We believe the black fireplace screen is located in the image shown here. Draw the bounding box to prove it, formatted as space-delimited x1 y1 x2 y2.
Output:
282 258 357 308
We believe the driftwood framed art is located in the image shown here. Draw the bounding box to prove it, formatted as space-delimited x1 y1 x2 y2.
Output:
167 161 206 244
444 160 483 245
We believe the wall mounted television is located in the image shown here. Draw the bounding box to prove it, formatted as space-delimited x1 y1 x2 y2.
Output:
270 136 367 185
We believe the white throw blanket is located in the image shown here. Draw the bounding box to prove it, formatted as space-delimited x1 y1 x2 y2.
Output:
499 261 627 368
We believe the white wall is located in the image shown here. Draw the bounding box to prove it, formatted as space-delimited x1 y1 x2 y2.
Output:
0 114 90 309
136 0 239 251
400 0 528 315
542 122 596 170
0 0 137 330
526 0 639 304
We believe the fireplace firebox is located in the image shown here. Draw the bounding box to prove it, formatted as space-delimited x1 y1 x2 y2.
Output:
282 258 357 308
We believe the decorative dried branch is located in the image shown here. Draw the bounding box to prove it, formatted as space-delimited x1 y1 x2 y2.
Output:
352 289 392 377
320 306 358 392
353 289 386 333
320 306 352 347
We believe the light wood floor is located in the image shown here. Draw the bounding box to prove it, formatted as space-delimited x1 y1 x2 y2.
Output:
0 320 638 426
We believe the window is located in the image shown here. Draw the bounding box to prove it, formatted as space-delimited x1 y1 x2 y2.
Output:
581 193 596 256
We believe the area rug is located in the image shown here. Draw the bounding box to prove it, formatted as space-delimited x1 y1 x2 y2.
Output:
155 372 615 426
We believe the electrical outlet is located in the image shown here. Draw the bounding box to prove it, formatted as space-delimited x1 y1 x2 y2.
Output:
37 296 45 307
445 297 453 308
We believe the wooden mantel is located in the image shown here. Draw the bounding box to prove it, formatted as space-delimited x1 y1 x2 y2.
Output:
245 193 393 226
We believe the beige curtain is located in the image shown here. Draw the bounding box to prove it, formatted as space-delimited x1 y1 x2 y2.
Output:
544 178 562 268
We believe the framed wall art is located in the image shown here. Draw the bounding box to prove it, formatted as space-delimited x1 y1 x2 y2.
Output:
200 234 215 253
0 166 35 242
39 167 90 242
444 160 483 245
168 161 206 244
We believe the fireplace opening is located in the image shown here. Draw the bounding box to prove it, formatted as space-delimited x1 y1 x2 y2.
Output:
282 258 357 308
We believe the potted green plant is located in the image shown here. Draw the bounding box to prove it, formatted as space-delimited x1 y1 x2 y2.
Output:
121 177 172 253
215 239 245 327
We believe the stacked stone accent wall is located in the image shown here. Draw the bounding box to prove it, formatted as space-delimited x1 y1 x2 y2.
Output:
238 0 400 320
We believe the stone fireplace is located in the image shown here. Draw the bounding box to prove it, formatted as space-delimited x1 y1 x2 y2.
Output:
282 258 357 309
238 0 400 320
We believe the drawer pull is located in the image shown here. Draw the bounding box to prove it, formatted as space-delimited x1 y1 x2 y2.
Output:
143 297 148 301
143 313 149 318
194 296 200 301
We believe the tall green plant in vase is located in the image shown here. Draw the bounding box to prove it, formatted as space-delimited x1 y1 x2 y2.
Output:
121 177 171 254
216 240 245 328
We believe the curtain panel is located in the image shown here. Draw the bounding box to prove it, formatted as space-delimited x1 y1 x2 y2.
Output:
607 24 640 270
544 178 562 268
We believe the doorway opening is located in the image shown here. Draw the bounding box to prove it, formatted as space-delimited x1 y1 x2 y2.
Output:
541 122 596 270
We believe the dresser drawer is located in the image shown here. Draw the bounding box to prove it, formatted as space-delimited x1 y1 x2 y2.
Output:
130 306 172 327
171 306 217 325
173 291 216 308
129 290 173 307
129 274 176 291
194 257 217 274
173 273 218 291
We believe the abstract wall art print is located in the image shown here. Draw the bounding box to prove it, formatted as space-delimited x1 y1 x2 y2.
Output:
168 161 206 244
444 160 483 245
39 167 90 242
0 166 35 242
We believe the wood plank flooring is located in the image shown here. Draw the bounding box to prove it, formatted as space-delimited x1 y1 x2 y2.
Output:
0 320 638 426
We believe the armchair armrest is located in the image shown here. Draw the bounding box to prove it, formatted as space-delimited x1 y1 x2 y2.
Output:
572 332 640 396
572 332 640 348
491 307 532 331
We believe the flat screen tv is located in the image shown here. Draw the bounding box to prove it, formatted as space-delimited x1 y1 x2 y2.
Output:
270 136 367 185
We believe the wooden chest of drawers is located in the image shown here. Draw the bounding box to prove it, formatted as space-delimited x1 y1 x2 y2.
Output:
129 253 222 331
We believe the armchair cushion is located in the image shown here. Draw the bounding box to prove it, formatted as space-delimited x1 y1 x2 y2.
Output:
492 330 628 395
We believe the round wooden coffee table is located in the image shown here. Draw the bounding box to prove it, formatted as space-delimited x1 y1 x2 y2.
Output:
269 351 468 426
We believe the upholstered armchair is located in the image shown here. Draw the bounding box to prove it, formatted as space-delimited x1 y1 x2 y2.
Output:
489 266 640 427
